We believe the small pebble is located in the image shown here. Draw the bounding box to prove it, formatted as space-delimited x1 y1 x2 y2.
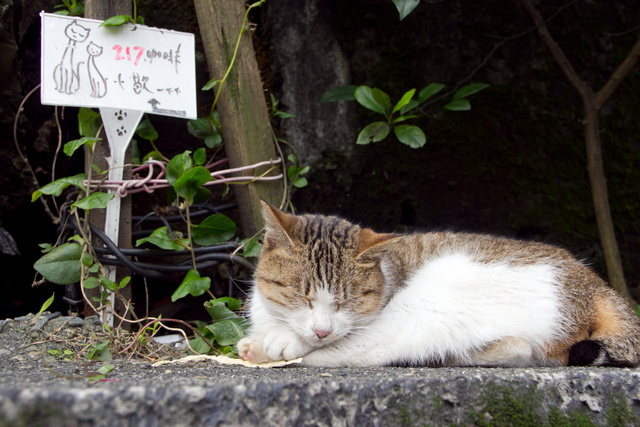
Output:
0 349 11 356
44 312 62 321
32 317 48 331
67 317 84 327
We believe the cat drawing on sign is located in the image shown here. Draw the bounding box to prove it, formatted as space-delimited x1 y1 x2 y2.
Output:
87 42 107 98
53 20 90 95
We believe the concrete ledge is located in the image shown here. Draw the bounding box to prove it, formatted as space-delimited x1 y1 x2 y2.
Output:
1 364 640 426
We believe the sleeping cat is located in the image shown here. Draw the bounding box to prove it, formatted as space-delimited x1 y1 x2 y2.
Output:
237 202 640 367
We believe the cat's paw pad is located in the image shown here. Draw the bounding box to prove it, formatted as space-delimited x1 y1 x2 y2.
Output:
237 336 273 364
263 331 310 361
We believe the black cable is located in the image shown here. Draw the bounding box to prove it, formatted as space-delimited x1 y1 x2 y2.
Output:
131 202 238 227
92 243 240 257
98 257 221 273
56 202 252 279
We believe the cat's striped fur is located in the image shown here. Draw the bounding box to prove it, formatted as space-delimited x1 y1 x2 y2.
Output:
237 202 640 367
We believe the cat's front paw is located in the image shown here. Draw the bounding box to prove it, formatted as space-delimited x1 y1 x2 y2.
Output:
262 330 312 361
237 335 274 364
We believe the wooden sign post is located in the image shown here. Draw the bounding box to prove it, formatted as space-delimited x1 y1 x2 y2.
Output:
40 12 197 325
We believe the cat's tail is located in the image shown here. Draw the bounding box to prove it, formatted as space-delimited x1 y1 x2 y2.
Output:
568 287 640 367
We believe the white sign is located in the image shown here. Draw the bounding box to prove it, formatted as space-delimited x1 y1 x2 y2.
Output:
40 12 197 119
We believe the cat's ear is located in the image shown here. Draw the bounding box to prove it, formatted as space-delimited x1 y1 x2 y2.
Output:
355 228 399 259
260 200 297 251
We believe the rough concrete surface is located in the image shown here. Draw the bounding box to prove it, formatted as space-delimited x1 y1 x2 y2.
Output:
2 362 640 426
1 315 640 426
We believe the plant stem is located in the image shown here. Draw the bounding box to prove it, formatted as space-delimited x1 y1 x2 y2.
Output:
184 202 198 271
209 0 265 118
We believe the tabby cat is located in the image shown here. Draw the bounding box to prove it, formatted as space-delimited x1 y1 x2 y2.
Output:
237 202 640 367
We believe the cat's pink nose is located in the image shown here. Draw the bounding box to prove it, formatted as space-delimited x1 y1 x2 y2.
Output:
314 329 331 339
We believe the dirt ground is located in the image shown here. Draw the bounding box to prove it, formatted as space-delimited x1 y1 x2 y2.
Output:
0 311 417 387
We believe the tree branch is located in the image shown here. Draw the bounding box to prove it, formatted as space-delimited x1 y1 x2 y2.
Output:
595 38 640 110
518 0 590 101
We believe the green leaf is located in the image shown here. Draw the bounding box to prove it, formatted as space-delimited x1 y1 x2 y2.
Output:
371 88 392 116
287 164 310 182
394 125 426 148
205 318 246 346
204 134 222 148
192 214 236 245
142 150 163 163
78 108 101 137
119 276 131 289
99 15 133 27
171 269 211 302
87 341 111 361
136 118 158 141
219 297 244 312
452 83 490 100
187 118 212 139
392 0 421 20
96 364 115 375
444 98 471 111
72 192 115 210
132 139 141 165
391 89 416 115
193 148 207 166
202 79 219 91
37 293 55 317
83 277 100 289
136 226 188 251
81 252 94 267
293 177 308 188
32 174 86 202
173 166 211 203
135 16 145 25
418 83 445 102
274 110 296 119
356 121 390 145
392 114 418 123
320 85 358 103
242 236 262 258
100 276 118 292
354 86 390 116
39 243 53 254
204 298 239 321
166 152 192 187
33 243 83 285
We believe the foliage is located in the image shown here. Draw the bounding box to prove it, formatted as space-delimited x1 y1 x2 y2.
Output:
54 0 84 16
287 154 310 188
47 349 75 360
322 83 488 148
187 113 222 149
30 0 297 362
98 0 144 26
189 297 248 356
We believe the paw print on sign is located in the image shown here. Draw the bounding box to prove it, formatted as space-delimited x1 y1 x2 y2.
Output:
117 125 127 137
114 110 128 121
